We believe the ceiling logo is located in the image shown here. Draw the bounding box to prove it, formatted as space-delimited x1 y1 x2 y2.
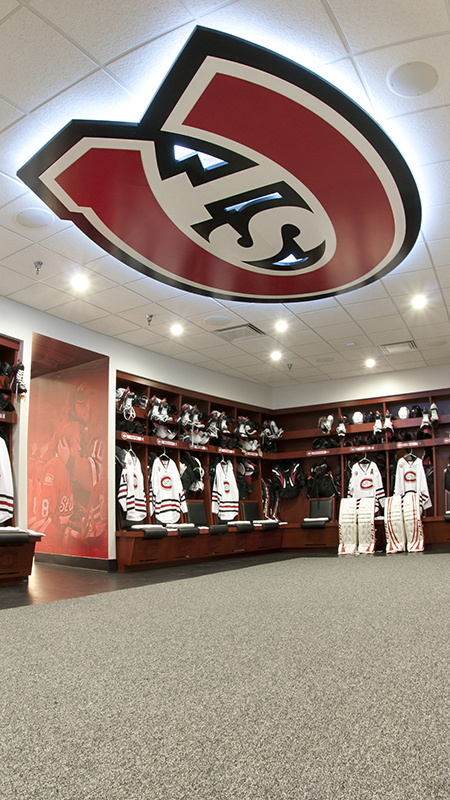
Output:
17 28 421 302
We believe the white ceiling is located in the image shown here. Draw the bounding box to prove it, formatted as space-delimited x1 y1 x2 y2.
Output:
0 0 450 387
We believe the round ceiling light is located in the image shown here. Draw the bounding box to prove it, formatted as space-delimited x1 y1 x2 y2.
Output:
16 207 54 228
387 61 439 97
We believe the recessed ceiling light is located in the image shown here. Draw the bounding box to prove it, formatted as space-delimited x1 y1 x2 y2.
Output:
171 323 183 336
275 319 288 332
203 314 231 328
16 207 54 228
271 350 282 361
412 294 427 309
366 358 376 368
71 273 89 292
387 61 439 97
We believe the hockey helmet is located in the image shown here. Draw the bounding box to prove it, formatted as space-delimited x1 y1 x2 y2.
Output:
398 406 410 419
352 411 364 425
410 405 422 418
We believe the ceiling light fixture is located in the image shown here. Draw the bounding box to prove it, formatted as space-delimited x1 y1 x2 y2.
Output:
16 208 54 228
271 350 282 361
412 294 427 309
387 61 439 97
366 358 376 368
171 323 183 336
275 320 288 332
71 273 89 292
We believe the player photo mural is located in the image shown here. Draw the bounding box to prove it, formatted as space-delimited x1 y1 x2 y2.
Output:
28 359 108 558
17 27 421 303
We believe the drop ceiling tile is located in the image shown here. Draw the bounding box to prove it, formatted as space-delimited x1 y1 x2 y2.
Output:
306 353 347 367
318 57 372 112
2 242 80 279
218 354 264 369
355 35 450 119
414 162 450 208
0 194 69 242
106 25 195 116
0 99 23 132
385 242 433 275
330 334 373 352
46 299 109 324
234 336 281 354
0 1 20 19
86 286 150 313
408 321 450 339
435 267 450 289
421 204 450 242
41 267 118 296
415 336 450 352
82 316 140 336
287 366 328 379
240 363 283 377
400 306 448 329
122 277 186 302
392 288 444 315
193 344 249 360
384 352 427 367
368 328 415 346
228 303 292 323
173 351 213 365
385 106 450 170
283 297 340 314
183 309 249 332
382 269 438 297
320 366 364 379
201 0 349 70
342 346 385 364
157 294 224 317
30 0 192 63
328 0 448 51
87 256 147 285
0 225 31 258
423 354 450 367
357 315 409 334
428 239 450 268
0 115 53 179
346 298 398 321
114 329 166 347
0 8 95 110
296 306 354 327
145 340 189 356
42 226 106 265
303 321 363 340
337 282 389 304
0 175 28 208
290 373 331 385
288 340 337 356
146 320 207 339
182 332 233 351
0 263 35 294
7 283 71 311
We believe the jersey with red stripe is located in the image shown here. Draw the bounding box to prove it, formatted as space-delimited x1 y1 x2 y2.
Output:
394 456 432 510
211 460 239 521
150 456 186 524
348 460 385 511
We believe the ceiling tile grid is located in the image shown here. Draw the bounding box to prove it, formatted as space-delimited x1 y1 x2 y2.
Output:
0 0 448 385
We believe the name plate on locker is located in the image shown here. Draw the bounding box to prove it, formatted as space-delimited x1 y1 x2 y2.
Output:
349 445 375 453
189 444 208 451
121 432 145 442
396 440 419 448
156 438 178 447
217 447 236 455
306 449 330 456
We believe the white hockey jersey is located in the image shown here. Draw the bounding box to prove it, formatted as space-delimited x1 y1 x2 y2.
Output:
211 460 239 521
0 438 13 523
118 451 147 522
394 455 432 510
348 460 385 510
150 456 186 524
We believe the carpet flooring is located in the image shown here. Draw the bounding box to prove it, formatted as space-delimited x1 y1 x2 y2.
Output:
2 552 450 799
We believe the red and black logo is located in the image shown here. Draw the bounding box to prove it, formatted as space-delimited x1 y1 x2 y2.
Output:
17 28 421 302
360 478 373 490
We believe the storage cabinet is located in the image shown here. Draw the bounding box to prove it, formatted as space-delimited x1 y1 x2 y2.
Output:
115 373 450 570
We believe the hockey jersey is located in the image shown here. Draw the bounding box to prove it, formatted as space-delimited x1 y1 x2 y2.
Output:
118 451 147 522
394 455 432 510
348 460 385 511
34 455 74 538
0 437 13 523
150 456 186 524
211 460 239 521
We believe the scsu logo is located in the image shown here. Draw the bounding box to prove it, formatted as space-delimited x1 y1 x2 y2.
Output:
18 28 421 303
161 476 172 490
360 478 373 490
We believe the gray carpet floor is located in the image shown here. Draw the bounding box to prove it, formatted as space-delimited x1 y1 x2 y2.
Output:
2 552 450 800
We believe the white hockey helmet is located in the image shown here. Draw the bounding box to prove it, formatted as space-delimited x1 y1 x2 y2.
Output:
398 406 410 419
351 411 364 425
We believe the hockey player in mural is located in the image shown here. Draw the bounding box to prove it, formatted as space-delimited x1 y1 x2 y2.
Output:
28 360 108 558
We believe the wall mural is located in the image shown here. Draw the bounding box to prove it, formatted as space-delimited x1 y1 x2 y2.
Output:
17 27 421 303
28 358 108 559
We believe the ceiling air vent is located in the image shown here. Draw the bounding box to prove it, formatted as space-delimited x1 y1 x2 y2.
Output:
379 340 418 356
215 323 266 344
